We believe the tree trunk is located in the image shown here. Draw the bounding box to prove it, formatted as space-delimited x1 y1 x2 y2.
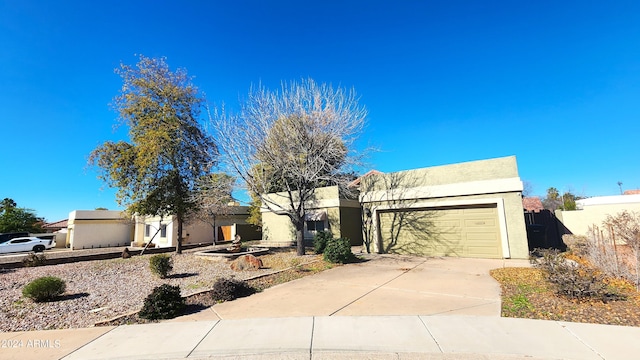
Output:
295 219 305 256
176 216 183 254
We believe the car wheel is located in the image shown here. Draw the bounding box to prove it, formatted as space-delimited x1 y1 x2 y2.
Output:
33 245 45 252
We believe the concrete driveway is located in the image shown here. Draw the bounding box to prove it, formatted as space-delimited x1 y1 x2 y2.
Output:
203 255 531 320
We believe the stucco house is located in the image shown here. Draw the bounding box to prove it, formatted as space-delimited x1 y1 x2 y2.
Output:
133 207 261 248
359 156 528 259
259 156 529 259
556 194 640 237
260 185 363 247
66 210 132 249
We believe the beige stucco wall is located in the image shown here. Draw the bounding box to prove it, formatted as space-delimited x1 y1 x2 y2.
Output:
262 211 295 243
133 209 256 247
365 156 519 191
557 202 640 237
67 210 132 250
134 216 214 247
261 186 362 244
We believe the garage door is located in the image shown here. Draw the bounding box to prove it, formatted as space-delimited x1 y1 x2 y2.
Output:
378 204 502 258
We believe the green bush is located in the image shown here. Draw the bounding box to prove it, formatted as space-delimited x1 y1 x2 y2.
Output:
22 276 66 302
138 284 185 320
323 237 354 264
22 253 47 267
211 278 255 302
313 230 333 254
535 250 622 301
149 254 173 278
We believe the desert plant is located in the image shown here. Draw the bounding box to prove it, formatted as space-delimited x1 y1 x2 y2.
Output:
535 250 621 301
22 276 66 302
323 237 354 264
149 254 173 278
22 253 47 267
313 230 333 254
138 284 185 320
210 277 255 302
603 211 640 289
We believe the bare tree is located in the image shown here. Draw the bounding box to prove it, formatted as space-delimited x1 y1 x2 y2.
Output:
212 78 367 255
604 210 640 289
191 173 235 243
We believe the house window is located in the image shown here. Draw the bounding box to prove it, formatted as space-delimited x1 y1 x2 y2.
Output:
160 224 167 238
306 220 325 233
145 224 151 237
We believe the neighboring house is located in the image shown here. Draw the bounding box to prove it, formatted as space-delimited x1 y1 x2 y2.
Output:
40 219 69 248
360 156 528 259
133 207 261 248
66 210 132 249
260 185 363 246
556 194 640 237
42 219 68 233
522 197 544 212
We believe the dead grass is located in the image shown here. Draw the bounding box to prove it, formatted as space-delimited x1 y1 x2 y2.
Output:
491 266 640 326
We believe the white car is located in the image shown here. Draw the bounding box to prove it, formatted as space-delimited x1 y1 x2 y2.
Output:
0 237 56 254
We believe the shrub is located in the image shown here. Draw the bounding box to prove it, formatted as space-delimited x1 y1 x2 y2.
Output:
149 254 173 278
211 278 255 302
138 284 185 320
535 250 622 301
313 230 333 254
22 276 66 302
323 237 354 264
22 253 47 267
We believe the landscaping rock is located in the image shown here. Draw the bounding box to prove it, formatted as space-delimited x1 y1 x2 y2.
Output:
230 254 263 271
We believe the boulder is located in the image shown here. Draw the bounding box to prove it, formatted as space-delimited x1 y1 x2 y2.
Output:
230 254 263 271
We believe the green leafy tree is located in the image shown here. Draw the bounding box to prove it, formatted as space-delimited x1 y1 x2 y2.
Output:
213 79 367 255
0 198 44 233
543 187 582 211
89 55 217 254
246 192 263 228
562 192 579 211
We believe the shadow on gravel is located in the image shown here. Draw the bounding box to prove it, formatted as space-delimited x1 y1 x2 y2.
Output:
168 272 199 279
58 292 90 301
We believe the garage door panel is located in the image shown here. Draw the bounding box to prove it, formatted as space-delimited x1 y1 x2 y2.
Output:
379 205 502 258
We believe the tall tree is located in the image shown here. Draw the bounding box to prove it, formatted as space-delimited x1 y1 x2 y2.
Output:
1 198 17 212
542 187 562 211
89 55 217 253
0 198 43 233
543 187 581 211
213 78 367 255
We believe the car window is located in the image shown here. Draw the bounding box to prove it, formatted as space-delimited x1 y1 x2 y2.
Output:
11 239 31 244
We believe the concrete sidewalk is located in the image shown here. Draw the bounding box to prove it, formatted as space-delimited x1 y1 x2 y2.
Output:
2 315 640 359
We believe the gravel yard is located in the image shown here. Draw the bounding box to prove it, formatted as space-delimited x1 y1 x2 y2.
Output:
0 250 315 332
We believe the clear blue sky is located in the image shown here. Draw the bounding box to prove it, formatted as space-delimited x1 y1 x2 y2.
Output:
2 1 639 222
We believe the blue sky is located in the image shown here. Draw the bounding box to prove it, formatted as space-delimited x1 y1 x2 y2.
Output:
1 1 639 222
